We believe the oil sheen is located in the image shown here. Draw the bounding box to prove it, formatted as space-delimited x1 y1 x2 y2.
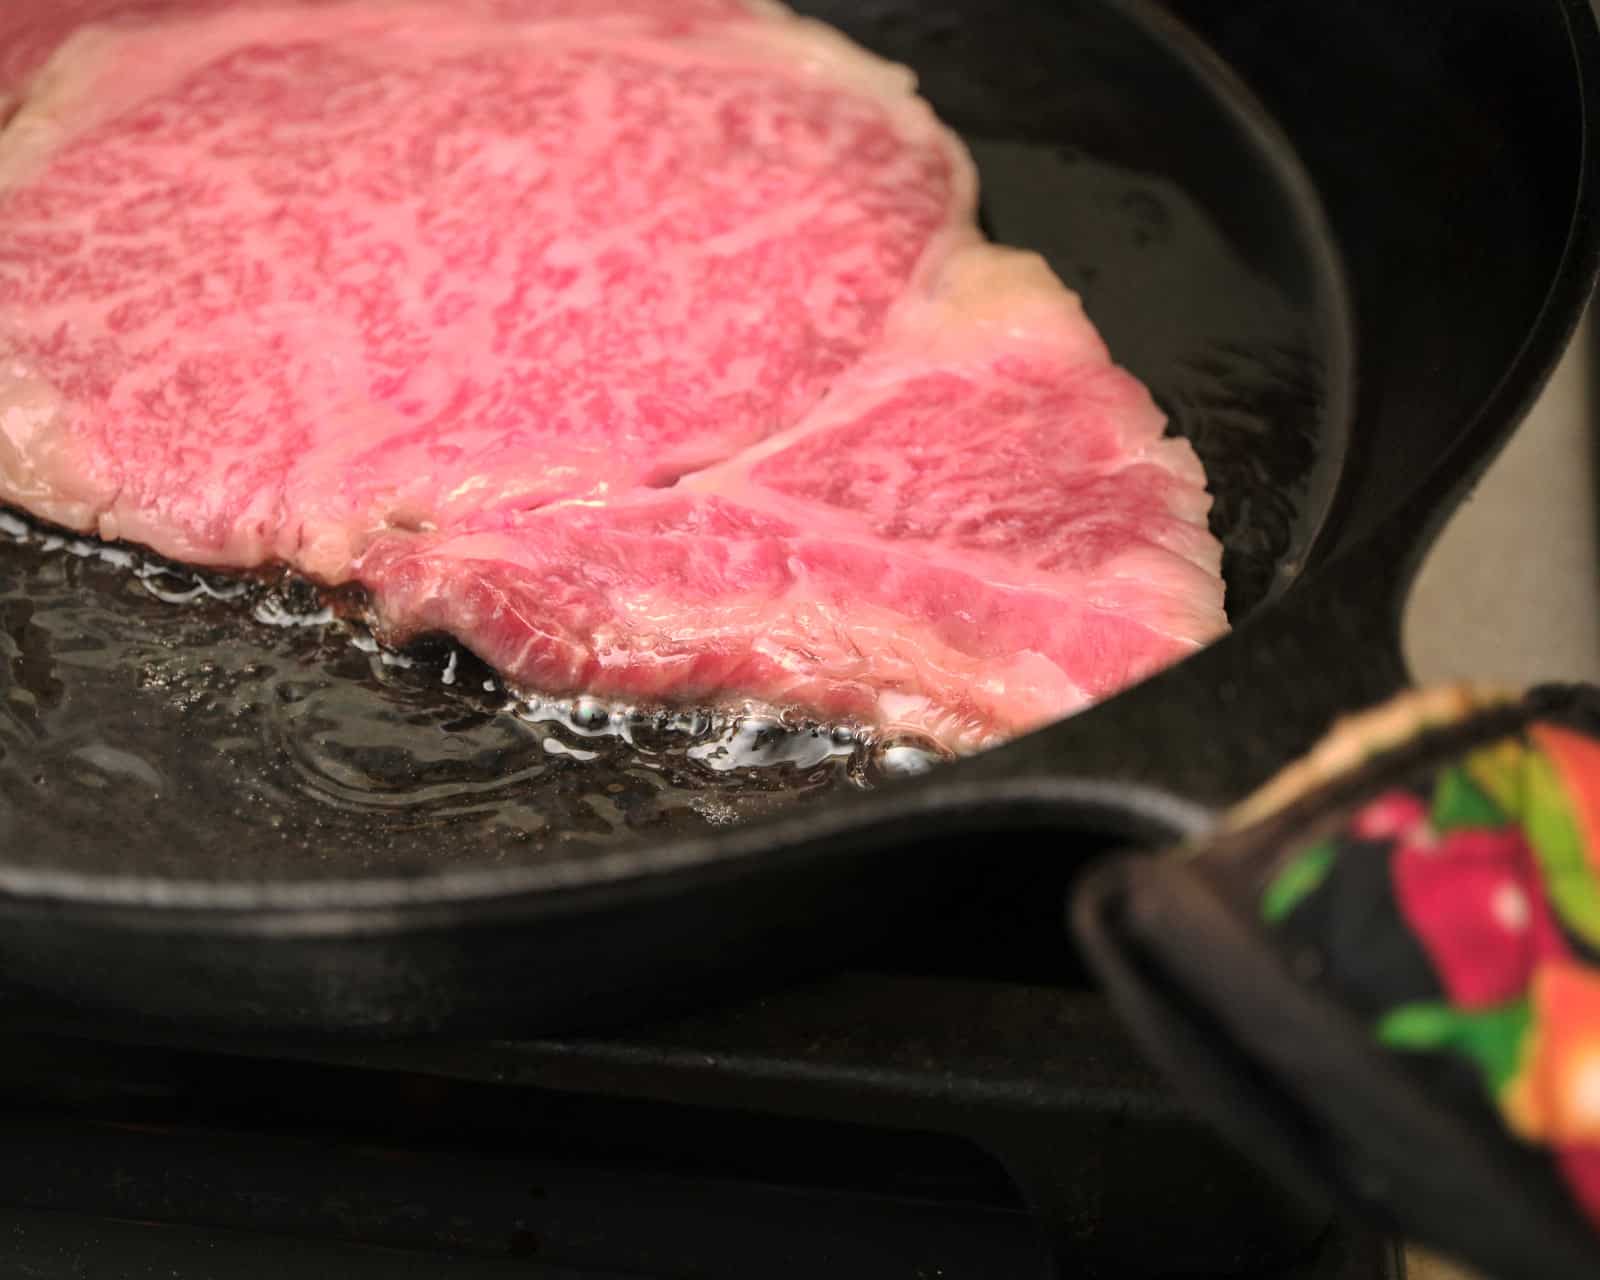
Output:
0 513 943 881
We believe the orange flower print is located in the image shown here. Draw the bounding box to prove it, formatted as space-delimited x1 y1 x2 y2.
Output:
1505 963 1600 1144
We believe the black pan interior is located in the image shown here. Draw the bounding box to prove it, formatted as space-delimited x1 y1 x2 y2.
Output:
0 0 1354 884
1172 0 1595 557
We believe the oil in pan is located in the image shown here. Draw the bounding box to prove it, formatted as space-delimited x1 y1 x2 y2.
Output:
0 511 939 882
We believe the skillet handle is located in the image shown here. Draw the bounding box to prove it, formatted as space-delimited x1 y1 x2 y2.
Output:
954 526 1415 837
1067 683 1600 1280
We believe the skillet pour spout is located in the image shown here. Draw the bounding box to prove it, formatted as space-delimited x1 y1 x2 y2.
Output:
0 0 1593 1036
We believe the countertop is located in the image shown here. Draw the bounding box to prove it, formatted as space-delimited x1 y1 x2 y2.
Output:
1394 310 1597 1277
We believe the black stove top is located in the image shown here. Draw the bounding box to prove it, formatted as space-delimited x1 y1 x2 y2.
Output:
0 966 1398 1279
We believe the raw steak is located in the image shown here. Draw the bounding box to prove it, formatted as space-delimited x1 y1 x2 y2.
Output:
0 0 1225 750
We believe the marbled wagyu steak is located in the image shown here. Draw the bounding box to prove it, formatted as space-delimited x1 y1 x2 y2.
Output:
0 0 1226 750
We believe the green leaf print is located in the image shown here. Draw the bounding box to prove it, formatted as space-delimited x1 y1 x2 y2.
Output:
1262 840 1337 924
1431 766 1506 832
1378 999 1533 1094
1523 750 1600 946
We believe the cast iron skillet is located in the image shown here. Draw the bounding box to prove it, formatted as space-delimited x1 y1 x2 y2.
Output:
0 0 1594 1033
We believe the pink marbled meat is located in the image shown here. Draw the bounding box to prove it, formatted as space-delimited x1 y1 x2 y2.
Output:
0 0 754 111
0 0 1225 749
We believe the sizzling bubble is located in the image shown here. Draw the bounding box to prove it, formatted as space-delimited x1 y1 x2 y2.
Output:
0 514 924 881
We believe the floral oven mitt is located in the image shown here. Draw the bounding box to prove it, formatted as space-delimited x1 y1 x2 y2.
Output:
1073 683 1600 1280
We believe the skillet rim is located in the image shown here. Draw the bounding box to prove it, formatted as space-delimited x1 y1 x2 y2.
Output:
0 0 1588 923
1367 0 1600 569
